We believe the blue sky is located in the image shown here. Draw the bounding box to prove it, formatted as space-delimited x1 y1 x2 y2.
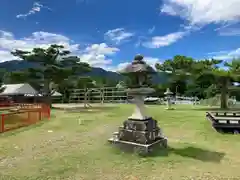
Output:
0 0 240 71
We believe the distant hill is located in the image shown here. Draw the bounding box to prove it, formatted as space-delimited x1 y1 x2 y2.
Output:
0 60 169 84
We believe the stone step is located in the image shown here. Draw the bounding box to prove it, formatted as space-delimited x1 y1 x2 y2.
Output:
119 127 160 133
108 137 167 148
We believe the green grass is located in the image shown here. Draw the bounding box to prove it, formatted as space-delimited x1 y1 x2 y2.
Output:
1 104 240 180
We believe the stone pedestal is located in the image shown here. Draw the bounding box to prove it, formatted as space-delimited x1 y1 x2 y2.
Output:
119 117 163 144
166 99 171 109
108 117 167 154
164 88 174 110
128 95 147 120
108 88 167 155
165 100 174 110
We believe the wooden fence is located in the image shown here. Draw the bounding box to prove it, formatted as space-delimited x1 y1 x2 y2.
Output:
0 103 50 133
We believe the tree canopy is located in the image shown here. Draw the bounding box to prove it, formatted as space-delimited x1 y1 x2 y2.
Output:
11 44 91 105
155 56 240 109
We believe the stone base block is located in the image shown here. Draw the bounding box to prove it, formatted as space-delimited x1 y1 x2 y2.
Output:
108 116 167 155
123 117 159 131
108 136 167 155
118 128 161 144
118 117 163 144
165 107 175 110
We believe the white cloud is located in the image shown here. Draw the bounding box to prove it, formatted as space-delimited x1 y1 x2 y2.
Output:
106 62 129 72
208 48 240 60
108 56 162 72
135 36 148 47
0 30 120 68
161 3 179 16
0 31 14 39
80 54 112 67
142 31 186 48
0 50 19 61
0 31 79 52
80 43 119 67
160 0 240 25
16 2 51 19
214 23 235 32
85 43 119 55
143 0 231 49
104 28 134 45
148 26 156 34
218 28 240 36
143 57 162 68
0 30 163 72
207 50 230 55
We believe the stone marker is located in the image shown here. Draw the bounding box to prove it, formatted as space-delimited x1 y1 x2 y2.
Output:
164 88 174 110
108 54 167 155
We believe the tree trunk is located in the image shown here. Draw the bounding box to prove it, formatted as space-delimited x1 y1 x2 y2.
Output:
43 80 52 108
220 80 228 109
220 89 228 109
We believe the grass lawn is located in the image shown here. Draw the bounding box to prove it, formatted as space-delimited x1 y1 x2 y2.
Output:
1 104 240 180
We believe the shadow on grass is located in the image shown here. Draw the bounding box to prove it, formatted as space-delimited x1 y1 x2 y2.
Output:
110 143 225 163
149 146 225 163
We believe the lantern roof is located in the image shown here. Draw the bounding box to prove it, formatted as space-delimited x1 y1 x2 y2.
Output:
119 54 156 75
164 88 173 95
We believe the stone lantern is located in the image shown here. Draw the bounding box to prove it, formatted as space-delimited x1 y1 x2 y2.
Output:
108 55 167 154
164 88 174 110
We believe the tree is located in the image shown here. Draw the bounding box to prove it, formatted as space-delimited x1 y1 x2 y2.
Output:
212 69 231 109
91 76 118 88
3 68 42 90
190 59 239 109
116 81 126 89
155 55 194 74
0 68 6 85
78 77 95 88
222 58 240 107
151 84 168 97
155 55 194 95
181 58 240 109
11 44 91 106
155 56 240 109
57 78 75 103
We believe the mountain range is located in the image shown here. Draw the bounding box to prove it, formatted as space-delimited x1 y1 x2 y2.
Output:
0 60 168 84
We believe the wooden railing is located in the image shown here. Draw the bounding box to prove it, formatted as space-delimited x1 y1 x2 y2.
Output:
0 103 50 133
